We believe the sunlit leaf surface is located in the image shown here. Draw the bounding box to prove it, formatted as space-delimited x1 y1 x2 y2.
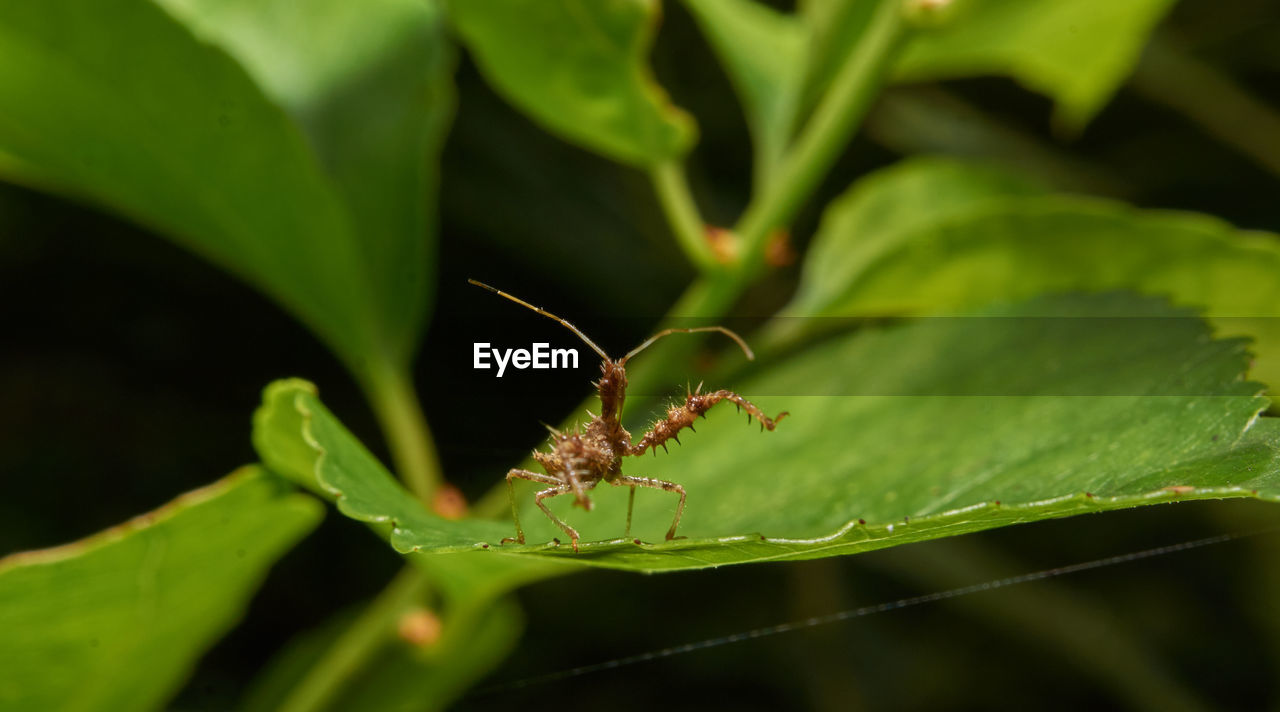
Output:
774 158 1280 389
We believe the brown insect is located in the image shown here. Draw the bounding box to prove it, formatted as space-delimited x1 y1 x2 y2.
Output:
470 279 788 552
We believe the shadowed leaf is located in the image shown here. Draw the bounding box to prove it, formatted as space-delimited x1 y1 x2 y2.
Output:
0 0 451 375
896 0 1176 130
683 0 806 183
154 0 454 365
0 468 322 711
446 0 695 166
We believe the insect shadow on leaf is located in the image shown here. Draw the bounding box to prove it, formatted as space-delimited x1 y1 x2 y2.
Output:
469 279 789 552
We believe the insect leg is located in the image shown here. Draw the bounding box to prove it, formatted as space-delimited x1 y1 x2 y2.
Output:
535 484 592 553
501 469 561 545
627 389 788 457
616 475 686 541
609 483 636 537
705 390 789 431
627 485 636 536
607 479 639 537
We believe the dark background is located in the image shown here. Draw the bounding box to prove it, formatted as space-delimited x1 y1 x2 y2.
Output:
4 0 1280 709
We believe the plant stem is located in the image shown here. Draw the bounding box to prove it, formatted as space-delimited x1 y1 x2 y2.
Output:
362 359 442 504
281 370 444 710
650 159 721 273
1132 33 1280 178
633 0 910 387
865 86 1132 197
278 565 431 712
735 0 907 277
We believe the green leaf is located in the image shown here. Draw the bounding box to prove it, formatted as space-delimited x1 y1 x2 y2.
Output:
445 0 696 166
251 377 569 703
684 0 1163 181
252 378 569 589
0 467 322 711
152 0 454 361
253 379 509 552
774 158 1280 389
0 0 451 373
255 298 1278 573
780 156 1050 321
682 0 806 183
895 0 1177 130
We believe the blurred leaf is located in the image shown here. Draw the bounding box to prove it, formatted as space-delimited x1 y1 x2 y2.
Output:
686 0 1163 180
895 0 1177 130
0 0 451 374
864 87 1134 196
0 467 322 711
445 0 696 166
1131 35 1280 180
242 596 522 712
682 0 806 182
774 157 1280 388
321 595 521 711
797 0 887 115
153 0 455 362
780 156 1050 321
255 298 1278 573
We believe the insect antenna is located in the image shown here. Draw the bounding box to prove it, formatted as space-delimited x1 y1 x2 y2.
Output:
620 326 755 365
468 279 610 361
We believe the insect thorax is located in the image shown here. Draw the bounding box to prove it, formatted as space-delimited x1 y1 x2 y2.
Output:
534 430 618 484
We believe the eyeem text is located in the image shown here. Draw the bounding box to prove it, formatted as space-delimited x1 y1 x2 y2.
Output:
473 342 579 377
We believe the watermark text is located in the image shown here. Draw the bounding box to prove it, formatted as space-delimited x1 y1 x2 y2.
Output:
473 342 578 377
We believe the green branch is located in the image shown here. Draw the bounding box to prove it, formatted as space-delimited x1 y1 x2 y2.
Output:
735 0 907 277
362 359 443 505
1133 33 1280 178
278 565 431 712
650 159 721 273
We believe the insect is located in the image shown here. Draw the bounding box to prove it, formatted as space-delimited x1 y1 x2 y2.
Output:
469 279 788 552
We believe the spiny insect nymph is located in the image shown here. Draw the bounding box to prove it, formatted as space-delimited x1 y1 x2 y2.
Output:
470 279 788 552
